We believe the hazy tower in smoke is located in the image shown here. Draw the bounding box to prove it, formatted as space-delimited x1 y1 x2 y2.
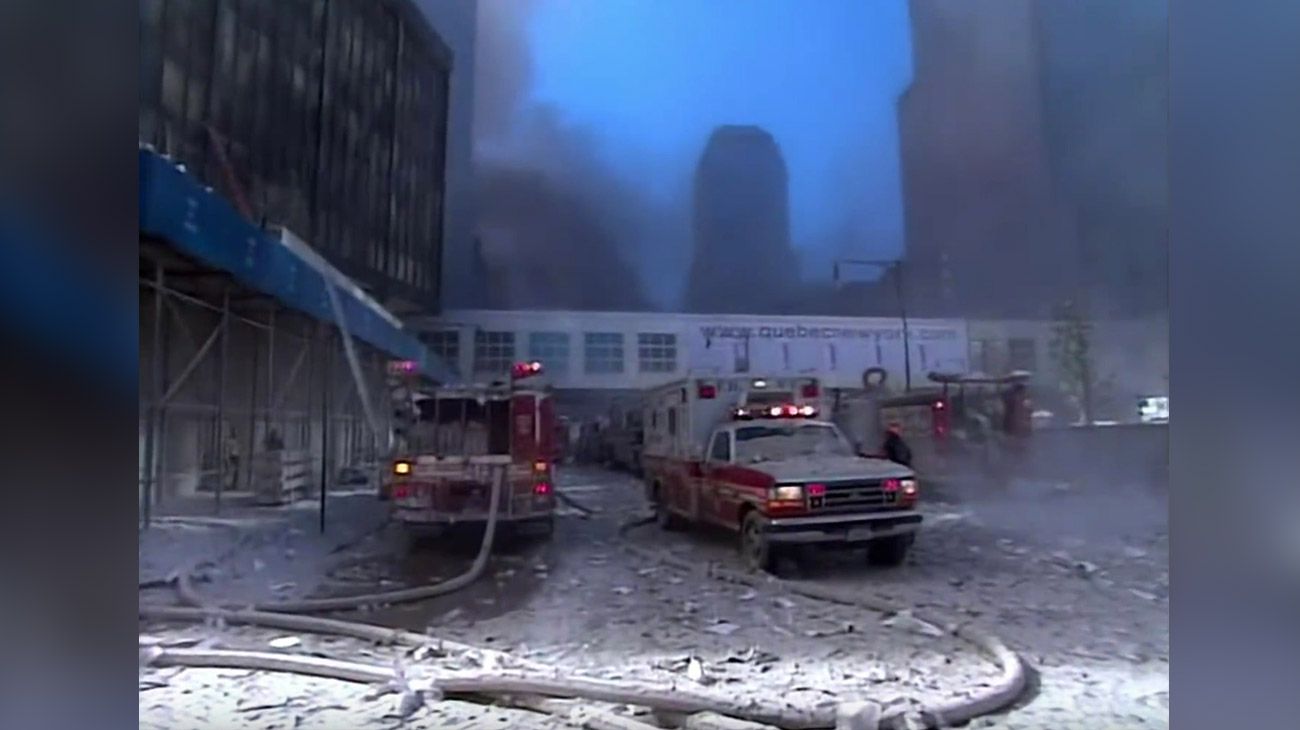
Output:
686 125 798 314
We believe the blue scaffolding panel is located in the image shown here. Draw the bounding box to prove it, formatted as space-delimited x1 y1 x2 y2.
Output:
138 148 453 383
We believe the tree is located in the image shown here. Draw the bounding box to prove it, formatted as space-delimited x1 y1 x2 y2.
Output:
1050 299 1095 424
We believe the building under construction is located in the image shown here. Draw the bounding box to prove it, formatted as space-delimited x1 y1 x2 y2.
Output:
137 0 456 524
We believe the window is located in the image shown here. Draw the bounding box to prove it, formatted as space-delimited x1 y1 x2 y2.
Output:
734 424 853 462
474 331 515 374
584 332 624 374
529 332 570 374
667 407 678 436
421 330 459 365
970 339 990 374
637 333 677 373
1008 338 1038 372
709 432 731 462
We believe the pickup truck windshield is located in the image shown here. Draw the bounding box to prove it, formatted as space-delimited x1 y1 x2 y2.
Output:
734 424 853 463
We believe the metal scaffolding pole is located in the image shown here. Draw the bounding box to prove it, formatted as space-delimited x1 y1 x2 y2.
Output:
215 285 230 514
141 264 165 529
319 328 332 533
265 306 276 443
246 316 261 491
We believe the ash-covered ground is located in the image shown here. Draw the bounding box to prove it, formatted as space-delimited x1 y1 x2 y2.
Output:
139 467 1167 729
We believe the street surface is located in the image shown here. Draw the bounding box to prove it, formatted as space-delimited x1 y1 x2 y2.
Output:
139 467 1168 729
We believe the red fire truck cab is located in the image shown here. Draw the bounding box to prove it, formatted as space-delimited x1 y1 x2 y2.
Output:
641 375 922 572
386 362 558 546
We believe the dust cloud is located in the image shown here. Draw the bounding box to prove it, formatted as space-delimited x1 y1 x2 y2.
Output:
470 0 659 311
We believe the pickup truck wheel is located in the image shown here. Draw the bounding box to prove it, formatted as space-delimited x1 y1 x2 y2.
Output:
867 534 913 567
741 512 774 573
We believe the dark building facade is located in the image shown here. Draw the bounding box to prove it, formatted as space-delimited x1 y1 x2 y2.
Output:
139 0 452 314
897 0 1167 319
685 125 799 314
1032 0 1168 318
897 0 1073 319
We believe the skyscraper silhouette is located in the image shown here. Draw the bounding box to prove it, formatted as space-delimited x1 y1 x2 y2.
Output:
685 125 798 313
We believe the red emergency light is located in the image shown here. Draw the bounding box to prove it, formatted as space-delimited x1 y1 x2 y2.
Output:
931 399 951 440
511 361 544 380
698 382 718 399
532 482 553 496
735 403 817 420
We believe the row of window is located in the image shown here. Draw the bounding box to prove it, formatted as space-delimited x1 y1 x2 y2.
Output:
422 331 679 376
422 329 995 378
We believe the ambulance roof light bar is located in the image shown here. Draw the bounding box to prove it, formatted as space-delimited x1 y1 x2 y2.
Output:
733 403 818 420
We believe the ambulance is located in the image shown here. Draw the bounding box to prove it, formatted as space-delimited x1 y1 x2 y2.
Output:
641 375 922 572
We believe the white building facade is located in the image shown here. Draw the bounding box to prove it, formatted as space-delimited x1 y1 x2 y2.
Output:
415 310 972 391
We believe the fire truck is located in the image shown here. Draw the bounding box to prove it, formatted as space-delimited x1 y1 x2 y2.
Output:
846 371 1034 478
641 375 922 572
384 361 558 547
832 368 1034 478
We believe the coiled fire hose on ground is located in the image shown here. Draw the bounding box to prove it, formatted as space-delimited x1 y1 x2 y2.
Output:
615 515 1028 729
140 490 1028 729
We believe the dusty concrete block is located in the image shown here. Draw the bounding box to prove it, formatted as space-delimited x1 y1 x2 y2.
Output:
835 701 882 730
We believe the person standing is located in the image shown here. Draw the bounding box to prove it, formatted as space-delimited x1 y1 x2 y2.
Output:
882 422 913 468
224 426 241 492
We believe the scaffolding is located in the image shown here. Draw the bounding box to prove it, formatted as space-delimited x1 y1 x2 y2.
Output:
138 148 448 529
138 257 389 522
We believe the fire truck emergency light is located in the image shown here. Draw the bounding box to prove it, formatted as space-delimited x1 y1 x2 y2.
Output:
511 361 544 379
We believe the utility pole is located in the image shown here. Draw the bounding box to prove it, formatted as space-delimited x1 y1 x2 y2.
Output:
833 258 912 391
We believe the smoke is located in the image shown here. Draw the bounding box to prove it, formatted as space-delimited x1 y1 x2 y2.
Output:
470 0 660 311
1035 0 1168 319
473 0 539 144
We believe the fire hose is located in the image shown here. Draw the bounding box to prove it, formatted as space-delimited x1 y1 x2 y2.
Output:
166 469 506 614
616 515 1028 729
140 488 1027 729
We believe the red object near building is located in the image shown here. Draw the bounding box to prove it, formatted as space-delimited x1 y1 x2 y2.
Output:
385 363 558 546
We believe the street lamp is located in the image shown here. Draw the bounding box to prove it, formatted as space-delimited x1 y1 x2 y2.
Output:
832 258 912 392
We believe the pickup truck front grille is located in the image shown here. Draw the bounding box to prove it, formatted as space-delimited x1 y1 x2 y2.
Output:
816 480 895 511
